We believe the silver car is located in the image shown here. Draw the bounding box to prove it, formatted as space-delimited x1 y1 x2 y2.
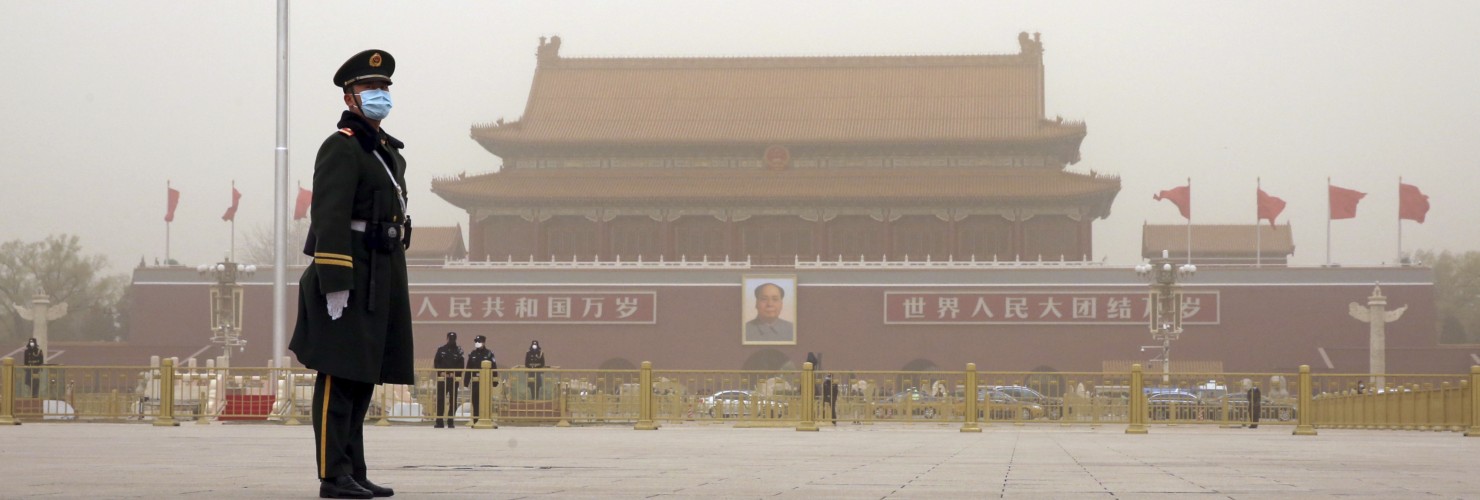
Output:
701 390 788 418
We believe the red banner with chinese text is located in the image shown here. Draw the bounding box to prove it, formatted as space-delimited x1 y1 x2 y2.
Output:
411 291 657 324
883 290 1219 325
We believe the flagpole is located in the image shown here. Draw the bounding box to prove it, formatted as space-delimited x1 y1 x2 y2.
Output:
230 180 237 261
272 0 291 367
1256 177 1262 268
1396 176 1402 264
166 180 172 264
1185 177 1192 265
1326 177 1332 266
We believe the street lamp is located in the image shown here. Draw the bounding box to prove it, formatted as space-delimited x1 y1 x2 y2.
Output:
197 257 256 367
1134 250 1196 383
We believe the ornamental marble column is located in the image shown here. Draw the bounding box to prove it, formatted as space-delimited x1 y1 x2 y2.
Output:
1348 284 1407 389
13 291 68 354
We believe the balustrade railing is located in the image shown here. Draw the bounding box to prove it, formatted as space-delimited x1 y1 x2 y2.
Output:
2 357 1475 437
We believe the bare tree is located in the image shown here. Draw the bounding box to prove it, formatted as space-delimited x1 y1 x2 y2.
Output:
0 235 127 343
241 219 311 267
1418 250 1480 344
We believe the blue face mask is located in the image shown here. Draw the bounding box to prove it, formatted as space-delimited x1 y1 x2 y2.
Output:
357 89 393 120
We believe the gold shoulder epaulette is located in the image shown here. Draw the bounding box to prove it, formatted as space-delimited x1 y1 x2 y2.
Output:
337 128 354 137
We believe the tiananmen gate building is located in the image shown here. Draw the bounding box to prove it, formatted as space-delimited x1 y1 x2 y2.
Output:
107 34 1476 376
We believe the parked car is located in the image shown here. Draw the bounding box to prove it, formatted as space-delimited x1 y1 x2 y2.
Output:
1219 393 1296 422
1146 390 1217 421
873 388 946 419
701 390 788 418
990 385 1063 419
979 389 1047 421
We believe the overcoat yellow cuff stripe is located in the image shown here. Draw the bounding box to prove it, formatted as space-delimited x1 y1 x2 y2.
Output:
315 258 354 268
314 252 354 261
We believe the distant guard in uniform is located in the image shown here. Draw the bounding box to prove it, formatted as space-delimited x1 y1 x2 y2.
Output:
822 374 839 425
289 49 413 499
465 335 497 425
524 340 546 398
23 338 44 398
433 332 465 428
1248 386 1262 429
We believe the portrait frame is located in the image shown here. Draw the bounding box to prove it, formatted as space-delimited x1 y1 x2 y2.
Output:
741 274 798 345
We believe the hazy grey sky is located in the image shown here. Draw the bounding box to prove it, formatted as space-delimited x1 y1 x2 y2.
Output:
4 1 1477 275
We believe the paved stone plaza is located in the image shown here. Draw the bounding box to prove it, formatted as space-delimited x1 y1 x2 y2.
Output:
1 422 1477 499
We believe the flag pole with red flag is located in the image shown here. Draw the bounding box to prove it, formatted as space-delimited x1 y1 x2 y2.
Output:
165 180 181 264
294 182 313 221
1327 179 1366 265
222 180 242 260
1397 178 1430 263
1255 179 1288 267
1152 179 1192 263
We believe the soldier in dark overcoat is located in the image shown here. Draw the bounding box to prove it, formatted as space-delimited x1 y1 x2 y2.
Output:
23 338 44 398
288 48 413 500
464 335 497 425
433 332 465 428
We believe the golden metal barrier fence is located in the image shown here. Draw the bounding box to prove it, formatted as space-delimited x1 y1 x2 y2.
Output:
2 357 1476 436
1310 371 1475 432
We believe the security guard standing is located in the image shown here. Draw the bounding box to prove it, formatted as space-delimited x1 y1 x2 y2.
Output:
23 338 44 398
289 49 413 499
433 332 465 428
464 335 497 425
524 340 546 398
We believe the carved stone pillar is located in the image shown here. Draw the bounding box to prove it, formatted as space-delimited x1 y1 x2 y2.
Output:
1010 212 1024 260
725 218 738 260
661 218 675 260
596 218 610 261
535 218 548 259
468 212 486 260
1079 216 1093 261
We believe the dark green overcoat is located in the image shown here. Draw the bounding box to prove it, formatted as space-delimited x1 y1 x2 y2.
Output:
289 111 415 385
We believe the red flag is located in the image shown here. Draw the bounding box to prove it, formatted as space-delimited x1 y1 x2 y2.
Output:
165 182 181 223
1399 182 1429 223
1153 185 1191 219
1328 184 1366 220
294 186 312 220
1257 188 1286 228
221 185 242 221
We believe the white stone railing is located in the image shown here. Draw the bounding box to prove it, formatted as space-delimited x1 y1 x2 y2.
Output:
443 255 752 269
794 255 1104 269
439 254 1106 269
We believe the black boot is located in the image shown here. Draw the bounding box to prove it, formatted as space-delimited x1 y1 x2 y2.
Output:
320 476 373 499
353 475 394 497
434 419 444 429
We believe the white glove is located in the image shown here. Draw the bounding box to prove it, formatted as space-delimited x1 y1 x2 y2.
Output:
326 290 349 320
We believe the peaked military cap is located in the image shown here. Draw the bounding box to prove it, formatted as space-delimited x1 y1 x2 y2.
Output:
333 49 395 88
474 335 487 343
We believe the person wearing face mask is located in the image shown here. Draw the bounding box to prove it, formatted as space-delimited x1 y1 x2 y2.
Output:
464 335 497 425
288 49 413 500
23 338 44 398
433 331 465 429
524 341 546 398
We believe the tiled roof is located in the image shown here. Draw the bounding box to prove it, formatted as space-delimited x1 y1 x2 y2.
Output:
471 40 1084 150
1142 224 1295 256
432 167 1119 210
405 225 465 259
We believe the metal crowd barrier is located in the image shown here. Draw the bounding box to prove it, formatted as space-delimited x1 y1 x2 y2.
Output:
1 357 1476 436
